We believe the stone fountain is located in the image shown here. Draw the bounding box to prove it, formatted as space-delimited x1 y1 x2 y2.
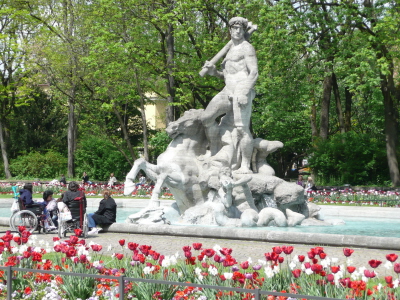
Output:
123 17 322 227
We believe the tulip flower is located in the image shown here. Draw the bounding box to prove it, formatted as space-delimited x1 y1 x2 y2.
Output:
272 246 282 254
298 255 305 262
385 276 393 284
368 259 382 268
282 245 294 255
347 266 356 273
386 253 398 262
394 263 400 273
326 274 334 282
292 269 301 278
343 248 354 257
118 239 125 247
192 243 202 250
330 266 340 273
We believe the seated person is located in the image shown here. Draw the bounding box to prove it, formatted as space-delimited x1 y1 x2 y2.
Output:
39 190 57 230
82 172 92 185
19 183 33 207
63 181 87 207
88 191 117 235
59 174 67 185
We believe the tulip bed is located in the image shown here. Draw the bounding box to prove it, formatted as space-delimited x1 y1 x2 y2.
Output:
1 228 400 299
307 189 400 207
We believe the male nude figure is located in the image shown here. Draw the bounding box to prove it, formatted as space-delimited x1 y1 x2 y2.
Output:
201 17 258 174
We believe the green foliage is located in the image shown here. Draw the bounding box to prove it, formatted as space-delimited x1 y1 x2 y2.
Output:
9 150 67 179
309 132 390 185
148 131 171 162
74 134 131 182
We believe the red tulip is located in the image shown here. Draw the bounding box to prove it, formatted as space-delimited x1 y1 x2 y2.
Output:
128 242 138 251
312 247 324 255
330 266 340 274
311 264 323 273
307 251 315 259
278 256 284 263
347 266 356 273
192 243 202 250
312 258 318 264
394 263 400 273
326 274 334 282
343 248 354 257
282 245 294 255
364 269 376 278
292 269 301 278
386 253 398 262
74 229 83 237
184 251 192 258
319 252 327 259
272 246 282 254
304 262 311 269
118 239 125 247
203 249 215 257
385 276 393 284
214 254 222 263
220 248 232 256
182 245 191 252
298 255 305 262
368 259 382 268
240 261 249 269
18 226 26 233
115 253 124 260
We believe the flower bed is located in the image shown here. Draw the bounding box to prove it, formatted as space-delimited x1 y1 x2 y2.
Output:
0 182 175 199
307 189 400 207
1 228 400 299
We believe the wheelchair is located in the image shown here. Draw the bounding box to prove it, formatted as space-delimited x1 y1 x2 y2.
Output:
10 198 55 234
58 198 88 238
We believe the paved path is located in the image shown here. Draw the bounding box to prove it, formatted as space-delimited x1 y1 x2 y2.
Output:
1 226 398 277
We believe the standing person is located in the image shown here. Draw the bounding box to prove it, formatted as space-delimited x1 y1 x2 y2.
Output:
59 174 67 185
82 172 92 185
108 173 117 187
19 183 33 207
87 190 117 235
136 174 146 188
200 17 258 174
297 175 305 187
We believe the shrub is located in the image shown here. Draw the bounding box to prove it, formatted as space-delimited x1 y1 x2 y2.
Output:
309 132 390 185
9 150 67 179
74 135 131 182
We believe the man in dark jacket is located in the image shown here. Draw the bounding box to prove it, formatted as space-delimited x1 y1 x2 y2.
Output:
88 191 117 235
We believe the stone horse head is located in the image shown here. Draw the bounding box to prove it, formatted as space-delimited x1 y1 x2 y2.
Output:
166 109 206 142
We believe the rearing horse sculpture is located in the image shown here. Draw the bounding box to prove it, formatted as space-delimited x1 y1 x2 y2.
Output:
124 109 208 214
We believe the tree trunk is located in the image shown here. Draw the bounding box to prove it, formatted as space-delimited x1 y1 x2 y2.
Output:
344 87 352 132
112 103 137 162
67 95 76 177
0 120 11 178
319 73 333 140
381 74 400 186
310 94 318 139
332 73 345 134
165 23 176 125
134 69 149 161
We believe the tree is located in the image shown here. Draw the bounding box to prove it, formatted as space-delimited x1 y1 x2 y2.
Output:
0 1 38 178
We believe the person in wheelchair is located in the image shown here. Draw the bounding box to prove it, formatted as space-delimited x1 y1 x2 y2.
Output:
19 183 33 207
39 190 57 231
63 181 87 208
88 190 116 235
